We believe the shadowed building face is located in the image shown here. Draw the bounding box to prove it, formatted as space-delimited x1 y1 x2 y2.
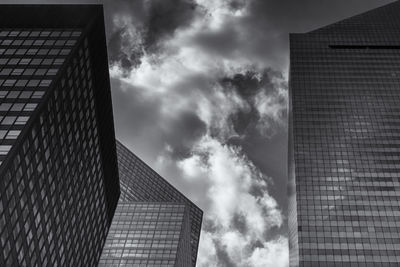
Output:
289 1 400 267
0 5 120 267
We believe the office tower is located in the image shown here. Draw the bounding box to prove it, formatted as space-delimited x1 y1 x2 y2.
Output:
0 5 120 267
100 202 192 267
288 2 400 267
99 141 202 267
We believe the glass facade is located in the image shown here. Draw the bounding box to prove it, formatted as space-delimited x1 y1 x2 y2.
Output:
289 2 400 267
0 5 119 267
99 202 191 267
0 28 78 165
100 141 202 266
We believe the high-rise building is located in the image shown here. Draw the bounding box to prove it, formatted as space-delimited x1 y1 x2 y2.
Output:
100 202 192 267
0 5 120 267
289 1 400 267
99 141 202 267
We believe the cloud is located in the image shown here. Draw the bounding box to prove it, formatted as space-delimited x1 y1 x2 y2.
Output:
102 0 395 265
220 69 287 138
107 23 144 73
247 238 288 267
162 111 207 159
178 137 283 229
177 136 286 267
144 0 199 51
108 0 290 266
104 0 201 74
110 76 206 163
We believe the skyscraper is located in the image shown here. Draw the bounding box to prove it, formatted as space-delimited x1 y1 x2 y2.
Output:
289 1 400 266
99 141 202 267
0 5 120 267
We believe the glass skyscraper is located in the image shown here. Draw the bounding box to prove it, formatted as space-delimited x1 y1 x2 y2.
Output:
0 5 120 267
99 141 202 267
289 2 400 267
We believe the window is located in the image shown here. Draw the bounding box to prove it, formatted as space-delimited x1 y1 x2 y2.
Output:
40 80 51 87
24 104 37 112
2 116 17 125
0 69 12 75
15 80 28 87
0 103 12 111
35 69 46 76
0 145 11 155
8 58 19 65
23 69 35 76
27 80 39 87
15 116 29 125
11 69 24 75
6 130 21 139
7 91 20 99
47 69 58 76
3 79 16 86
32 91 44 98
22 40 34 46
19 92 32 99
11 104 24 111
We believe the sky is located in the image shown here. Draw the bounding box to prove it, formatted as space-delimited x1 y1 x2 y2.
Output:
1 0 396 266
103 1 394 266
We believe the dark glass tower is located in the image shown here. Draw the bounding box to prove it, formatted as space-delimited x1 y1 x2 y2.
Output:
289 2 400 267
0 5 120 267
99 141 202 267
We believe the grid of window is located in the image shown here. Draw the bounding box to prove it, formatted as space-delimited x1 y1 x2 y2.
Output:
289 2 400 267
99 202 191 267
0 29 110 267
0 29 80 165
114 140 203 266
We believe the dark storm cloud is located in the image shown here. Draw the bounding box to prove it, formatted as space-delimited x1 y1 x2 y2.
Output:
221 71 265 98
232 212 248 235
220 69 286 137
107 27 143 72
248 180 268 198
229 107 260 136
111 76 207 163
215 242 237 267
221 71 264 136
201 217 219 233
104 0 200 72
228 0 247 11
144 0 199 51
163 111 207 159
189 24 241 58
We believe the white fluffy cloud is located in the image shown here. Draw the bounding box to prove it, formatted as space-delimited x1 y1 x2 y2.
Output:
248 238 289 267
178 136 287 267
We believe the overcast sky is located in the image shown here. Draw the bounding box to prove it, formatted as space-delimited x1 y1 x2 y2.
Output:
2 0 396 266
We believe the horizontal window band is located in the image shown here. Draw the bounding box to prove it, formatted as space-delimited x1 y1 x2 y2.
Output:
330 45 400 49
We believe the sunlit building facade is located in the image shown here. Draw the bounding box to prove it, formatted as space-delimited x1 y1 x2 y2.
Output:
99 202 192 267
289 2 400 267
0 5 120 267
289 1 400 267
99 141 202 267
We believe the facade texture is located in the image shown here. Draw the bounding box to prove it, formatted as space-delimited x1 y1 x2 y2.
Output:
0 5 119 267
289 2 400 267
99 202 192 267
99 141 202 267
